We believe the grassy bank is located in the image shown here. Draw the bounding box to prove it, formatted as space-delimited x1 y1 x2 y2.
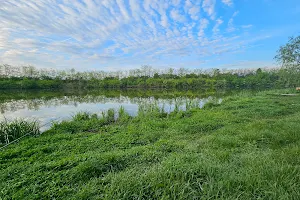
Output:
1 89 300 199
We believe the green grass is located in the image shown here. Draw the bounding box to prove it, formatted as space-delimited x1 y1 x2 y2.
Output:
0 89 300 199
0 119 40 147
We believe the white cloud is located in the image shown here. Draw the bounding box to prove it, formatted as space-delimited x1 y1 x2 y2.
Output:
172 0 181 7
3 50 23 57
202 0 216 20
160 13 169 28
198 18 210 37
0 28 10 49
227 18 235 32
188 6 201 20
129 0 141 21
242 24 253 29
170 9 186 23
213 18 224 35
0 0 266 70
227 11 239 32
12 38 44 49
233 11 239 17
222 0 233 6
116 0 131 21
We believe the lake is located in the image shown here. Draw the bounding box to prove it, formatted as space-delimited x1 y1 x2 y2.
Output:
0 89 226 131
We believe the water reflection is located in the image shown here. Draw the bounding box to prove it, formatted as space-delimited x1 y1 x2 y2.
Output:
0 89 225 130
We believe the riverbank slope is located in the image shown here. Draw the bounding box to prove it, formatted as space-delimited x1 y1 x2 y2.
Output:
1 89 299 199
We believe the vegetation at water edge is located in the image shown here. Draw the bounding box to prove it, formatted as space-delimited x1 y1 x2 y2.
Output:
0 89 299 199
1 64 300 90
0 119 40 147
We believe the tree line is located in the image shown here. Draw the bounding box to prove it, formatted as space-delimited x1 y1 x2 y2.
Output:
1 65 298 90
0 35 299 90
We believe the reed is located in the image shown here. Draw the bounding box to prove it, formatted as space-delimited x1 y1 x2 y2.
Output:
0 119 40 146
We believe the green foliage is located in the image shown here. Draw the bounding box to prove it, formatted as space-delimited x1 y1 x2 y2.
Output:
102 108 116 123
273 35 300 87
275 35 300 66
118 106 131 122
1 90 300 199
72 111 95 121
1 64 300 90
0 119 40 146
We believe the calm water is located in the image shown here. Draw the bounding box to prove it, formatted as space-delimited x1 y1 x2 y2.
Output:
0 89 225 131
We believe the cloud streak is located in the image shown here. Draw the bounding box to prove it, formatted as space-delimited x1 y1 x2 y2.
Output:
222 0 233 6
0 0 271 70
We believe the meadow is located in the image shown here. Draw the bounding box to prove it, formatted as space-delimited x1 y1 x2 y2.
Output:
1 89 299 199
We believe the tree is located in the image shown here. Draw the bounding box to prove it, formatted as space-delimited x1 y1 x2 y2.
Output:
275 35 300 87
275 36 300 66
256 68 262 74
213 68 220 77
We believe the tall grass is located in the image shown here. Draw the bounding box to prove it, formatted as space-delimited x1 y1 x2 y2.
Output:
0 119 40 146
102 108 116 123
50 99 223 135
51 108 126 134
1 89 300 199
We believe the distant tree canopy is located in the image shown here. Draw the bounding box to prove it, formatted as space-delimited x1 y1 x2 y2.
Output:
1 35 300 90
275 35 300 66
0 64 293 90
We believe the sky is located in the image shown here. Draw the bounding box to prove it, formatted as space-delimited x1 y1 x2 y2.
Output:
0 0 299 71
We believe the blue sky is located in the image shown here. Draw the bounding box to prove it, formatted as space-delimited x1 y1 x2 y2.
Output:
0 0 299 71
